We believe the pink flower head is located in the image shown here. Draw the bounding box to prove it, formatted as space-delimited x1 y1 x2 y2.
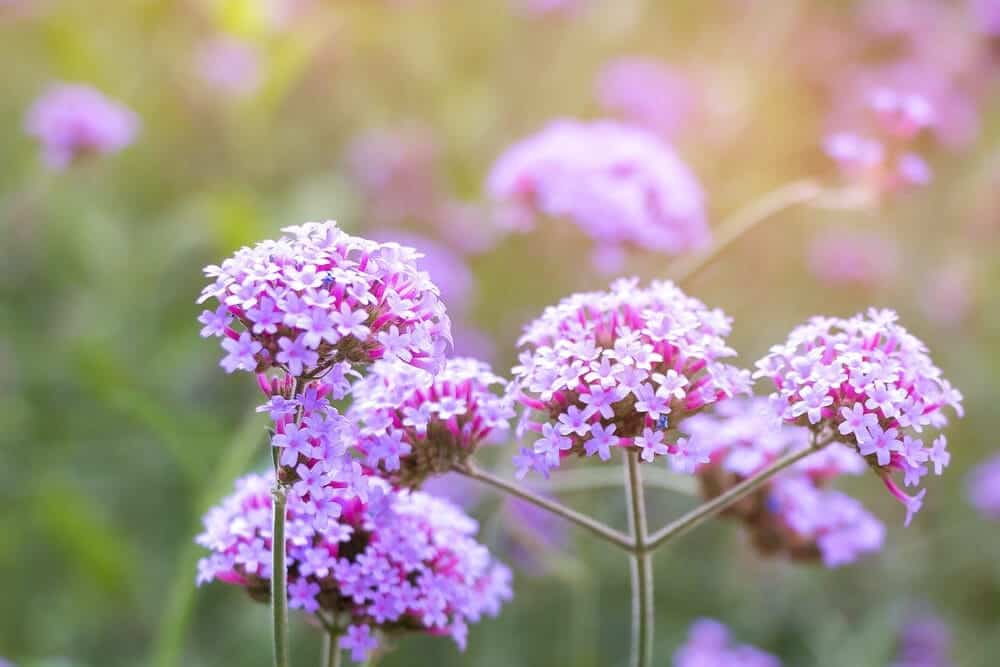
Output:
197 220 452 377
807 229 900 287
487 120 709 269
674 618 781 667
24 83 139 169
595 58 700 139
195 37 262 98
511 278 751 477
755 309 963 524
967 452 1000 520
349 358 514 487
196 472 511 656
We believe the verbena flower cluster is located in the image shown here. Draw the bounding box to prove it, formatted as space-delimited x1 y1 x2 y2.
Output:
595 58 699 140
487 120 708 271
198 220 452 378
966 452 1000 520
824 87 935 192
755 309 963 525
197 473 512 663
348 358 514 488
24 83 139 169
673 618 780 667
685 398 884 567
889 613 954 667
510 278 751 478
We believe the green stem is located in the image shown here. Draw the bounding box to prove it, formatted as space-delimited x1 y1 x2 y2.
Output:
647 435 831 550
322 631 341 667
272 482 290 667
624 451 653 667
455 463 634 552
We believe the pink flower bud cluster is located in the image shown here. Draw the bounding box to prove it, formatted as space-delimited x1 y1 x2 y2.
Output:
824 87 936 192
487 120 708 272
673 618 780 667
198 220 452 378
348 358 515 487
196 473 512 663
686 398 883 567
755 309 963 525
24 83 139 170
510 278 752 478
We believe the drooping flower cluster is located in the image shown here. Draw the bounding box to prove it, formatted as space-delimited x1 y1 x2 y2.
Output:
967 452 1000 520
824 87 936 192
807 229 900 287
511 278 751 478
685 398 884 567
595 58 700 140
349 358 514 488
487 120 708 272
673 619 780 667
889 612 954 667
197 473 512 663
24 83 139 169
755 309 963 525
198 220 451 378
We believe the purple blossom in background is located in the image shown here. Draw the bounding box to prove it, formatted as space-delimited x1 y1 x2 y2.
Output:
967 452 1000 519
197 472 512 661
501 496 569 574
889 612 954 667
430 199 503 255
349 358 514 487
450 322 497 364
595 58 701 139
370 229 475 316
195 37 262 97
197 220 452 377
755 309 963 525
673 618 780 667
807 229 900 287
346 126 442 226
487 119 709 269
972 0 1000 35
24 83 139 169
920 261 975 328
511 277 751 477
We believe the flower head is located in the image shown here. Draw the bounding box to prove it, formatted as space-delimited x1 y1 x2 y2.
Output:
24 83 139 169
967 452 1000 520
511 278 750 477
198 220 452 377
595 58 700 139
349 358 514 488
674 618 780 667
755 309 963 524
197 473 512 660
890 611 954 667
487 120 708 268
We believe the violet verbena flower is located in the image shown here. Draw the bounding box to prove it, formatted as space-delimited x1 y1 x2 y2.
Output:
889 612 954 667
685 398 883 567
24 83 139 170
673 618 780 667
510 278 751 478
197 473 512 663
197 220 452 378
755 309 964 525
807 229 900 287
967 452 1000 520
595 58 700 140
487 120 708 272
349 358 514 488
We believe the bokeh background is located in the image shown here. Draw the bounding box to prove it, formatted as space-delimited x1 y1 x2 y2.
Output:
2 1 999 665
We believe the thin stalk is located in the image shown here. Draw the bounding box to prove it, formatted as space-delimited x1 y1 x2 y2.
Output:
271 482 290 667
455 463 634 552
321 632 341 667
647 436 831 550
624 452 653 667
669 180 823 286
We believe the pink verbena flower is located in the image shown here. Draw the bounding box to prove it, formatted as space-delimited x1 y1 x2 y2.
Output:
807 229 900 287
511 278 751 477
487 120 709 270
24 83 139 169
595 58 700 140
967 452 1000 520
195 37 262 98
685 398 882 567
197 220 452 377
755 309 963 525
349 358 514 488
673 618 780 667
889 611 954 667
197 472 512 662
